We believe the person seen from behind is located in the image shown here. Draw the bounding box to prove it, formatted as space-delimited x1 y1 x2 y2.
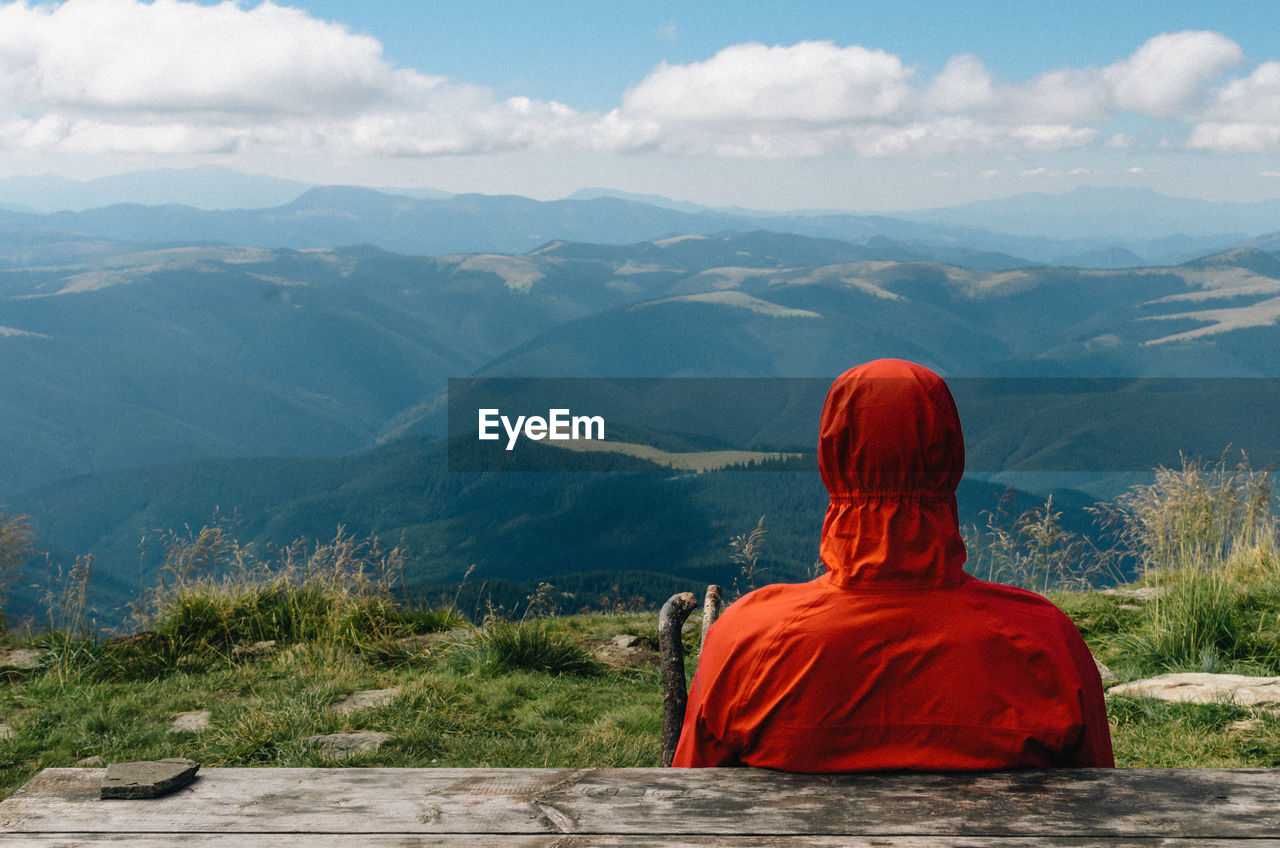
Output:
672 358 1114 770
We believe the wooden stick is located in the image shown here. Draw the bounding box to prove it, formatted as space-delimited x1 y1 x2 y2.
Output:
658 591 698 767
698 584 722 660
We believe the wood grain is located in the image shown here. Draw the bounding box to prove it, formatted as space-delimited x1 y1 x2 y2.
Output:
5 837 1279 847
2 767 1277 842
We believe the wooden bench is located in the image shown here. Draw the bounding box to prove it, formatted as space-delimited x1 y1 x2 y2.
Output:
2 766 1278 845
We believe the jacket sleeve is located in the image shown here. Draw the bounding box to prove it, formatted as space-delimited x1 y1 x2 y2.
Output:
1061 627 1115 767
670 666 742 767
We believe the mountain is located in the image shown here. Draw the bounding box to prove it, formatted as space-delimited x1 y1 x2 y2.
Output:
3 170 1272 266
899 186 1280 243
1245 229 1280 254
0 183 1216 269
465 248 1280 381
0 240 669 495
567 187 712 214
6 228 1280 625
0 229 973 495
558 186 1260 266
9 430 1099 626
0 166 316 213
6 233 1280 499
16 187 1032 266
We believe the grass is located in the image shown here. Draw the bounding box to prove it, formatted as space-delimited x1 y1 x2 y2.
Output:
0 511 33 628
5 451 1280 799
0 611 666 797
1106 696 1280 767
1062 453 1280 678
453 619 604 677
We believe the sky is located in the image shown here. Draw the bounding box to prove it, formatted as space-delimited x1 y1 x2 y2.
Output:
1 0 1279 211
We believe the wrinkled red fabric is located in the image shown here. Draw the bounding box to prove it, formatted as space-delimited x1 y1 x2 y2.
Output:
673 359 1113 771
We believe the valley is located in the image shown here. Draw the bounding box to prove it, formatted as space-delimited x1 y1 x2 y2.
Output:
2 182 1279 627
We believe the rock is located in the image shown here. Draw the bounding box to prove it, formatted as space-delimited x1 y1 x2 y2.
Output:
393 628 475 652
77 755 105 766
100 758 200 800
302 731 391 757
1101 586 1166 601
103 631 158 649
1228 718 1264 734
330 688 398 715
0 722 13 740
169 710 212 733
1108 673 1280 707
231 640 278 660
591 636 658 669
1094 659 1117 685
0 646 48 669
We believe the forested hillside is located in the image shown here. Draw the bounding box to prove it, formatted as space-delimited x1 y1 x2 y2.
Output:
3 192 1280 627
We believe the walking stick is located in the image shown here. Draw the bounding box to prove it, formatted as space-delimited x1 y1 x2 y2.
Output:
658 585 723 767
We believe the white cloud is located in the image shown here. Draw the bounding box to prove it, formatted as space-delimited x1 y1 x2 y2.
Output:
620 42 914 125
611 43 1116 157
1213 62 1280 121
1012 124 1098 150
1008 68 1112 125
1020 166 1093 178
0 0 407 115
601 32 1252 159
923 54 995 114
1187 122 1280 153
1103 30 1244 116
0 0 592 156
0 4 1276 163
1187 61 1280 152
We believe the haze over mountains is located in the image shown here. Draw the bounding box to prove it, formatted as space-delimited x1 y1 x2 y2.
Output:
3 167 1280 624
0 166 1273 267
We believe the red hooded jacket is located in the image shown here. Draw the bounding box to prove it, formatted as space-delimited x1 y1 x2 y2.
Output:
672 359 1113 771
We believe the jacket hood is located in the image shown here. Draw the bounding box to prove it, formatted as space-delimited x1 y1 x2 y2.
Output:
818 359 967 587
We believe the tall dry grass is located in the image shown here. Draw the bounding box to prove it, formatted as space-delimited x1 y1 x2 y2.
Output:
964 493 1111 593
143 522 446 656
1097 453 1280 674
0 510 34 628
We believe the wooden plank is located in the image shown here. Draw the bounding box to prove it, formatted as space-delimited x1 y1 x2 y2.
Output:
2 768 1279 838
5 838 1280 847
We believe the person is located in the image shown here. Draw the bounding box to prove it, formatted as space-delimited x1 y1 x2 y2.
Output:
672 358 1113 770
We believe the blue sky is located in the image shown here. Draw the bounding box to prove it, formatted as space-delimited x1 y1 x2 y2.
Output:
1 0 1278 210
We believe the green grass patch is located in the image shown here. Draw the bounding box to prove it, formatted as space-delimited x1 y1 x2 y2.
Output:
5 451 1280 798
1106 696 1280 768
0 613 665 798
454 619 604 677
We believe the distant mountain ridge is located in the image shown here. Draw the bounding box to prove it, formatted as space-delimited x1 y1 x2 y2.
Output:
0 166 315 212
899 185 1280 242
2 168 1272 267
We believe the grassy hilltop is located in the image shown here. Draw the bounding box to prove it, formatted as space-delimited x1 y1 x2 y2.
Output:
2 455 1280 798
